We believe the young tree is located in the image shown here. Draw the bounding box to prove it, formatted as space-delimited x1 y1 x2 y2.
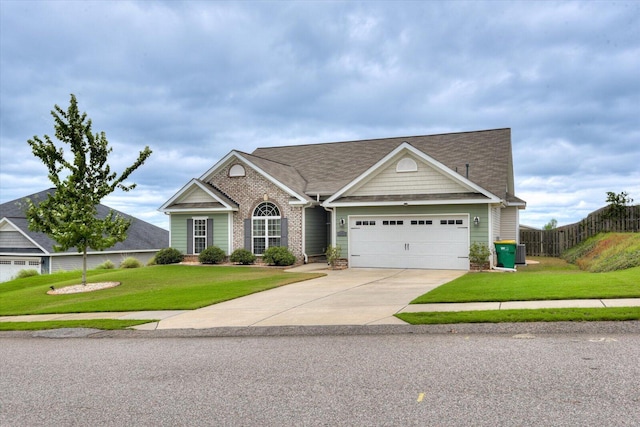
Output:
543 218 558 230
26 94 152 285
604 191 634 219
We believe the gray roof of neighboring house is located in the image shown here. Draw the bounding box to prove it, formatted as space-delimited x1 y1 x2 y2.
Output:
0 189 169 254
251 128 519 202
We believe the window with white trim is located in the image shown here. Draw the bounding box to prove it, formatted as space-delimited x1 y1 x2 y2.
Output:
252 202 280 255
193 218 207 254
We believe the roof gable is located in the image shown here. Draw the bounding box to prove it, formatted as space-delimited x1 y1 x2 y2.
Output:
199 151 311 204
346 151 470 197
325 143 500 206
1 189 169 254
159 179 239 212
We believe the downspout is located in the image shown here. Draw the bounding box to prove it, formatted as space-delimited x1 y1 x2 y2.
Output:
323 205 335 247
301 202 313 264
488 204 495 269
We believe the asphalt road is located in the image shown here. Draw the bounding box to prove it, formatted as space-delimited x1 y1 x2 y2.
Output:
2 324 640 426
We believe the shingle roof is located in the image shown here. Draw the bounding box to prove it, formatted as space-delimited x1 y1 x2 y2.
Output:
251 128 516 201
0 189 169 254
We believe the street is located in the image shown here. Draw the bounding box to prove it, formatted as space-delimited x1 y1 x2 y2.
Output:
2 327 639 426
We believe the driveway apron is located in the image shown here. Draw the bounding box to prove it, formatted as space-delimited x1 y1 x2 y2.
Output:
155 267 464 329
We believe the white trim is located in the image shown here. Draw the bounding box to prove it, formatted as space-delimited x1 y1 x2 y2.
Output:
327 198 495 208
324 143 501 206
228 212 234 254
199 151 309 205
192 217 207 254
159 179 238 212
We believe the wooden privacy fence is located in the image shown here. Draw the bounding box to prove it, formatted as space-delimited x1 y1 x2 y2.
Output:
520 205 640 257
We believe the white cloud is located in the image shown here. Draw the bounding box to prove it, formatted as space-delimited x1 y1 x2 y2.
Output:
1 0 639 233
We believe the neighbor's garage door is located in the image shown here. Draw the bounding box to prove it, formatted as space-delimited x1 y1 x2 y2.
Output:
0 258 41 282
349 215 469 270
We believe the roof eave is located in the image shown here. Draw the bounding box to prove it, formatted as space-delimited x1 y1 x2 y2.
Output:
324 198 498 208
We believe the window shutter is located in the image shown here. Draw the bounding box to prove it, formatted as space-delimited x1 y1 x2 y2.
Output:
244 219 251 251
187 219 193 254
207 218 213 248
281 217 288 248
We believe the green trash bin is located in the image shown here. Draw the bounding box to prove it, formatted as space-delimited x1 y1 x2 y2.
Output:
494 240 517 269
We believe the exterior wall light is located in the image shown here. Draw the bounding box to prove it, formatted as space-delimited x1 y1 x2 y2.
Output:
473 216 480 226
339 218 346 227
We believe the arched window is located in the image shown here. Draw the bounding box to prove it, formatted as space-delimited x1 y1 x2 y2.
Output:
252 202 281 254
396 157 418 173
229 164 246 177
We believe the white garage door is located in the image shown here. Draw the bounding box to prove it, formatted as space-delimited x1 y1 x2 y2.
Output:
0 258 41 283
349 215 469 270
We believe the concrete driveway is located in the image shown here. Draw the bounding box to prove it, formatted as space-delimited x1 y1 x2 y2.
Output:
155 265 465 329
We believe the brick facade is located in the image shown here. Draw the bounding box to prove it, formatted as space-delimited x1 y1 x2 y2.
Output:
207 160 305 261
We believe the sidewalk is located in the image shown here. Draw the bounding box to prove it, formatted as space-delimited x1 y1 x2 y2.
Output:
2 298 639 329
399 298 640 313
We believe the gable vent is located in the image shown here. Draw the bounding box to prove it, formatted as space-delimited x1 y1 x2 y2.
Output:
396 157 418 173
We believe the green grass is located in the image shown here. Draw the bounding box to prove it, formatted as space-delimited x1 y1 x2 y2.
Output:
411 258 640 304
396 307 640 324
0 319 154 331
403 256 640 325
0 265 323 316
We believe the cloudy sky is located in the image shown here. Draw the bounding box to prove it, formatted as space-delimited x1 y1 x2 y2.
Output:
1 0 638 230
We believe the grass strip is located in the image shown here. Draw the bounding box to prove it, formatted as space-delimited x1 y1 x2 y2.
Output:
396 307 640 325
0 319 155 331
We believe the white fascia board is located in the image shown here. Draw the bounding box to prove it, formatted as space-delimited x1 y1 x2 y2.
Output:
162 207 236 214
201 151 309 204
324 142 501 205
0 217 49 254
0 252 45 257
505 200 527 208
325 198 496 208
159 178 237 212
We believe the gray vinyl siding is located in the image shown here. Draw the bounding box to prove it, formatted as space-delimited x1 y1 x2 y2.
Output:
170 213 230 254
305 206 328 256
49 251 158 273
0 231 37 249
334 204 489 256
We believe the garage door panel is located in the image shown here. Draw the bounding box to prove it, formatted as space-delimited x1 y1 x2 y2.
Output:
349 215 469 270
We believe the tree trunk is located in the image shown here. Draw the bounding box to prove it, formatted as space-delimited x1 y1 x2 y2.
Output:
82 247 87 286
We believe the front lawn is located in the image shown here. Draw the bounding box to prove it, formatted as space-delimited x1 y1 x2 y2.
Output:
411 257 640 304
0 265 323 316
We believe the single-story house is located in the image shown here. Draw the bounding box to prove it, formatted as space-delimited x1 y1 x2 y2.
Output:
160 128 526 270
0 189 169 282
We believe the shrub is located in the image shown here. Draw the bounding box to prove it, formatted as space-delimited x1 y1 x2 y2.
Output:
325 245 342 268
229 248 256 265
16 269 39 279
120 257 142 269
469 242 491 265
262 246 296 266
96 260 115 269
199 246 226 264
154 248 184 265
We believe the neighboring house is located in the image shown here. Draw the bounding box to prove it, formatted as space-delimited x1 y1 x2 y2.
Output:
0 189 169 282
160 128 526 270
